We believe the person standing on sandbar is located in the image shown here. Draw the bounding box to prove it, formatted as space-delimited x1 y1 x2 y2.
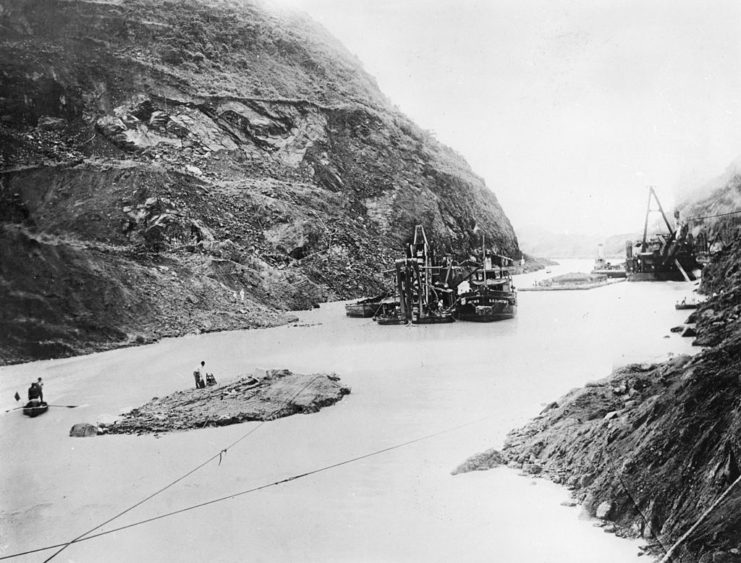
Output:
194 361 206 389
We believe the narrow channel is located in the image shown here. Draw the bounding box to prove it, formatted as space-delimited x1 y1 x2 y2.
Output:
0 260 698 561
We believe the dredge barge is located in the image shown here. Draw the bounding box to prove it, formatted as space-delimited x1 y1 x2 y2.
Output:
348 225 517 324
626 187 704 282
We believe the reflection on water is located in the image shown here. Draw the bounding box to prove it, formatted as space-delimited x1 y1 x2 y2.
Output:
0 260 699 561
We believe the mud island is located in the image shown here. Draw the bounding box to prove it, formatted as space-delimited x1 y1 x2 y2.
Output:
99 369 350 435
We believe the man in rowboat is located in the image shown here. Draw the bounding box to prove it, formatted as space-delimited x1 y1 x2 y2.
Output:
28 379 43 402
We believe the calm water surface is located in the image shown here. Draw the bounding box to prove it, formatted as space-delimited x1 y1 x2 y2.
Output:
0 260 699 561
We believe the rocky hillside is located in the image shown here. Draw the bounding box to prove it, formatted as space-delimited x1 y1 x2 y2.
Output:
457 237 741 562
0 0 519 365
679 156 741 248
517 225 642 259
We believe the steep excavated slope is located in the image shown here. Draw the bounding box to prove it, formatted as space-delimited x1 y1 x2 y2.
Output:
0 0 519 364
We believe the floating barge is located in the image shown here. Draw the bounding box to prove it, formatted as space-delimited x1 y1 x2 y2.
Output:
344 294 388 318
378 225 456 325
520 272 624 292
352 225 517 325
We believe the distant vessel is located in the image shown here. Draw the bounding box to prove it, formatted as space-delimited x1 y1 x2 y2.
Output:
345 294 388 318
520 272 623 291
625 187 703 282
591 244 626 278
675 296 703 310
455 254 517 322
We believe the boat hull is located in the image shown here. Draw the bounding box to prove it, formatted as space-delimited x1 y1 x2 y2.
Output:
23 401 48 417
375 316 408 325
345 303 378 318
411 315 455 324
627 272 690 282
455 291 517 322
456 308 516 322
590 269 627 278
345 295 387 318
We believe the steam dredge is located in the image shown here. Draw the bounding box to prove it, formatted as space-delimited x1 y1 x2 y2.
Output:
348 225 517 324
625 187 704 282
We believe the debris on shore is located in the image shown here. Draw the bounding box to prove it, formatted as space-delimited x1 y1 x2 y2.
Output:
456 238 741 562
95 369 350 435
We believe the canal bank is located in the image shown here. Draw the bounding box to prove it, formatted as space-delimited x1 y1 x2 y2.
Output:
0 260 697 561
460 244 741 562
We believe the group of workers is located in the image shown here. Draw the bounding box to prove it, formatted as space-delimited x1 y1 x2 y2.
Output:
15 364 216 408
193 361 217 389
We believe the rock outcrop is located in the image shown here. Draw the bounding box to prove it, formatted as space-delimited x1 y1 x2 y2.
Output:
0 0 520 364
69 422 99 437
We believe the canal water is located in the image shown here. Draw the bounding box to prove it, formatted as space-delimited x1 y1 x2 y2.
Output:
0 260 699 562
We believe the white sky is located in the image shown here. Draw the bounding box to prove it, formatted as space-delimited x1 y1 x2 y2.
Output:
267 0 741 236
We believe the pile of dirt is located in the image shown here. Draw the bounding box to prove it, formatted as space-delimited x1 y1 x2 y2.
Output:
0 0 522 365
98 369 350 435
456 238 741 562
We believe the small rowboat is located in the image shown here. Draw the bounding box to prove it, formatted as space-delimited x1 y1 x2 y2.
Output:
23 401 48 417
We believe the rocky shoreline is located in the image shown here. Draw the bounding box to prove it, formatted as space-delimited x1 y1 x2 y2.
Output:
71 369 350 436
456 239 741 562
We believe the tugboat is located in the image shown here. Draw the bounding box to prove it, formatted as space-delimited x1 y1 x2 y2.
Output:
454 253 517 322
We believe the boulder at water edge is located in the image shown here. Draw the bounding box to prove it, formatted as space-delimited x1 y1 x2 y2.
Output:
69 423 99 437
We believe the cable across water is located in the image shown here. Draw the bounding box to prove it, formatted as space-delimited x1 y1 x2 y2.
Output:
39 373 324 562
1 416 487 560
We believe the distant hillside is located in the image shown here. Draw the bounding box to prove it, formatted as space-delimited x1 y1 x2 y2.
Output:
517 225 638 259
0 0 519 364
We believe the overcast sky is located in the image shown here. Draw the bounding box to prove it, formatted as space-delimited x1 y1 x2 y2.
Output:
269 0 741 236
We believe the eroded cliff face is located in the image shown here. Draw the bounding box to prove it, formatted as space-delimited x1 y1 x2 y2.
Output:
0 0 519 364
